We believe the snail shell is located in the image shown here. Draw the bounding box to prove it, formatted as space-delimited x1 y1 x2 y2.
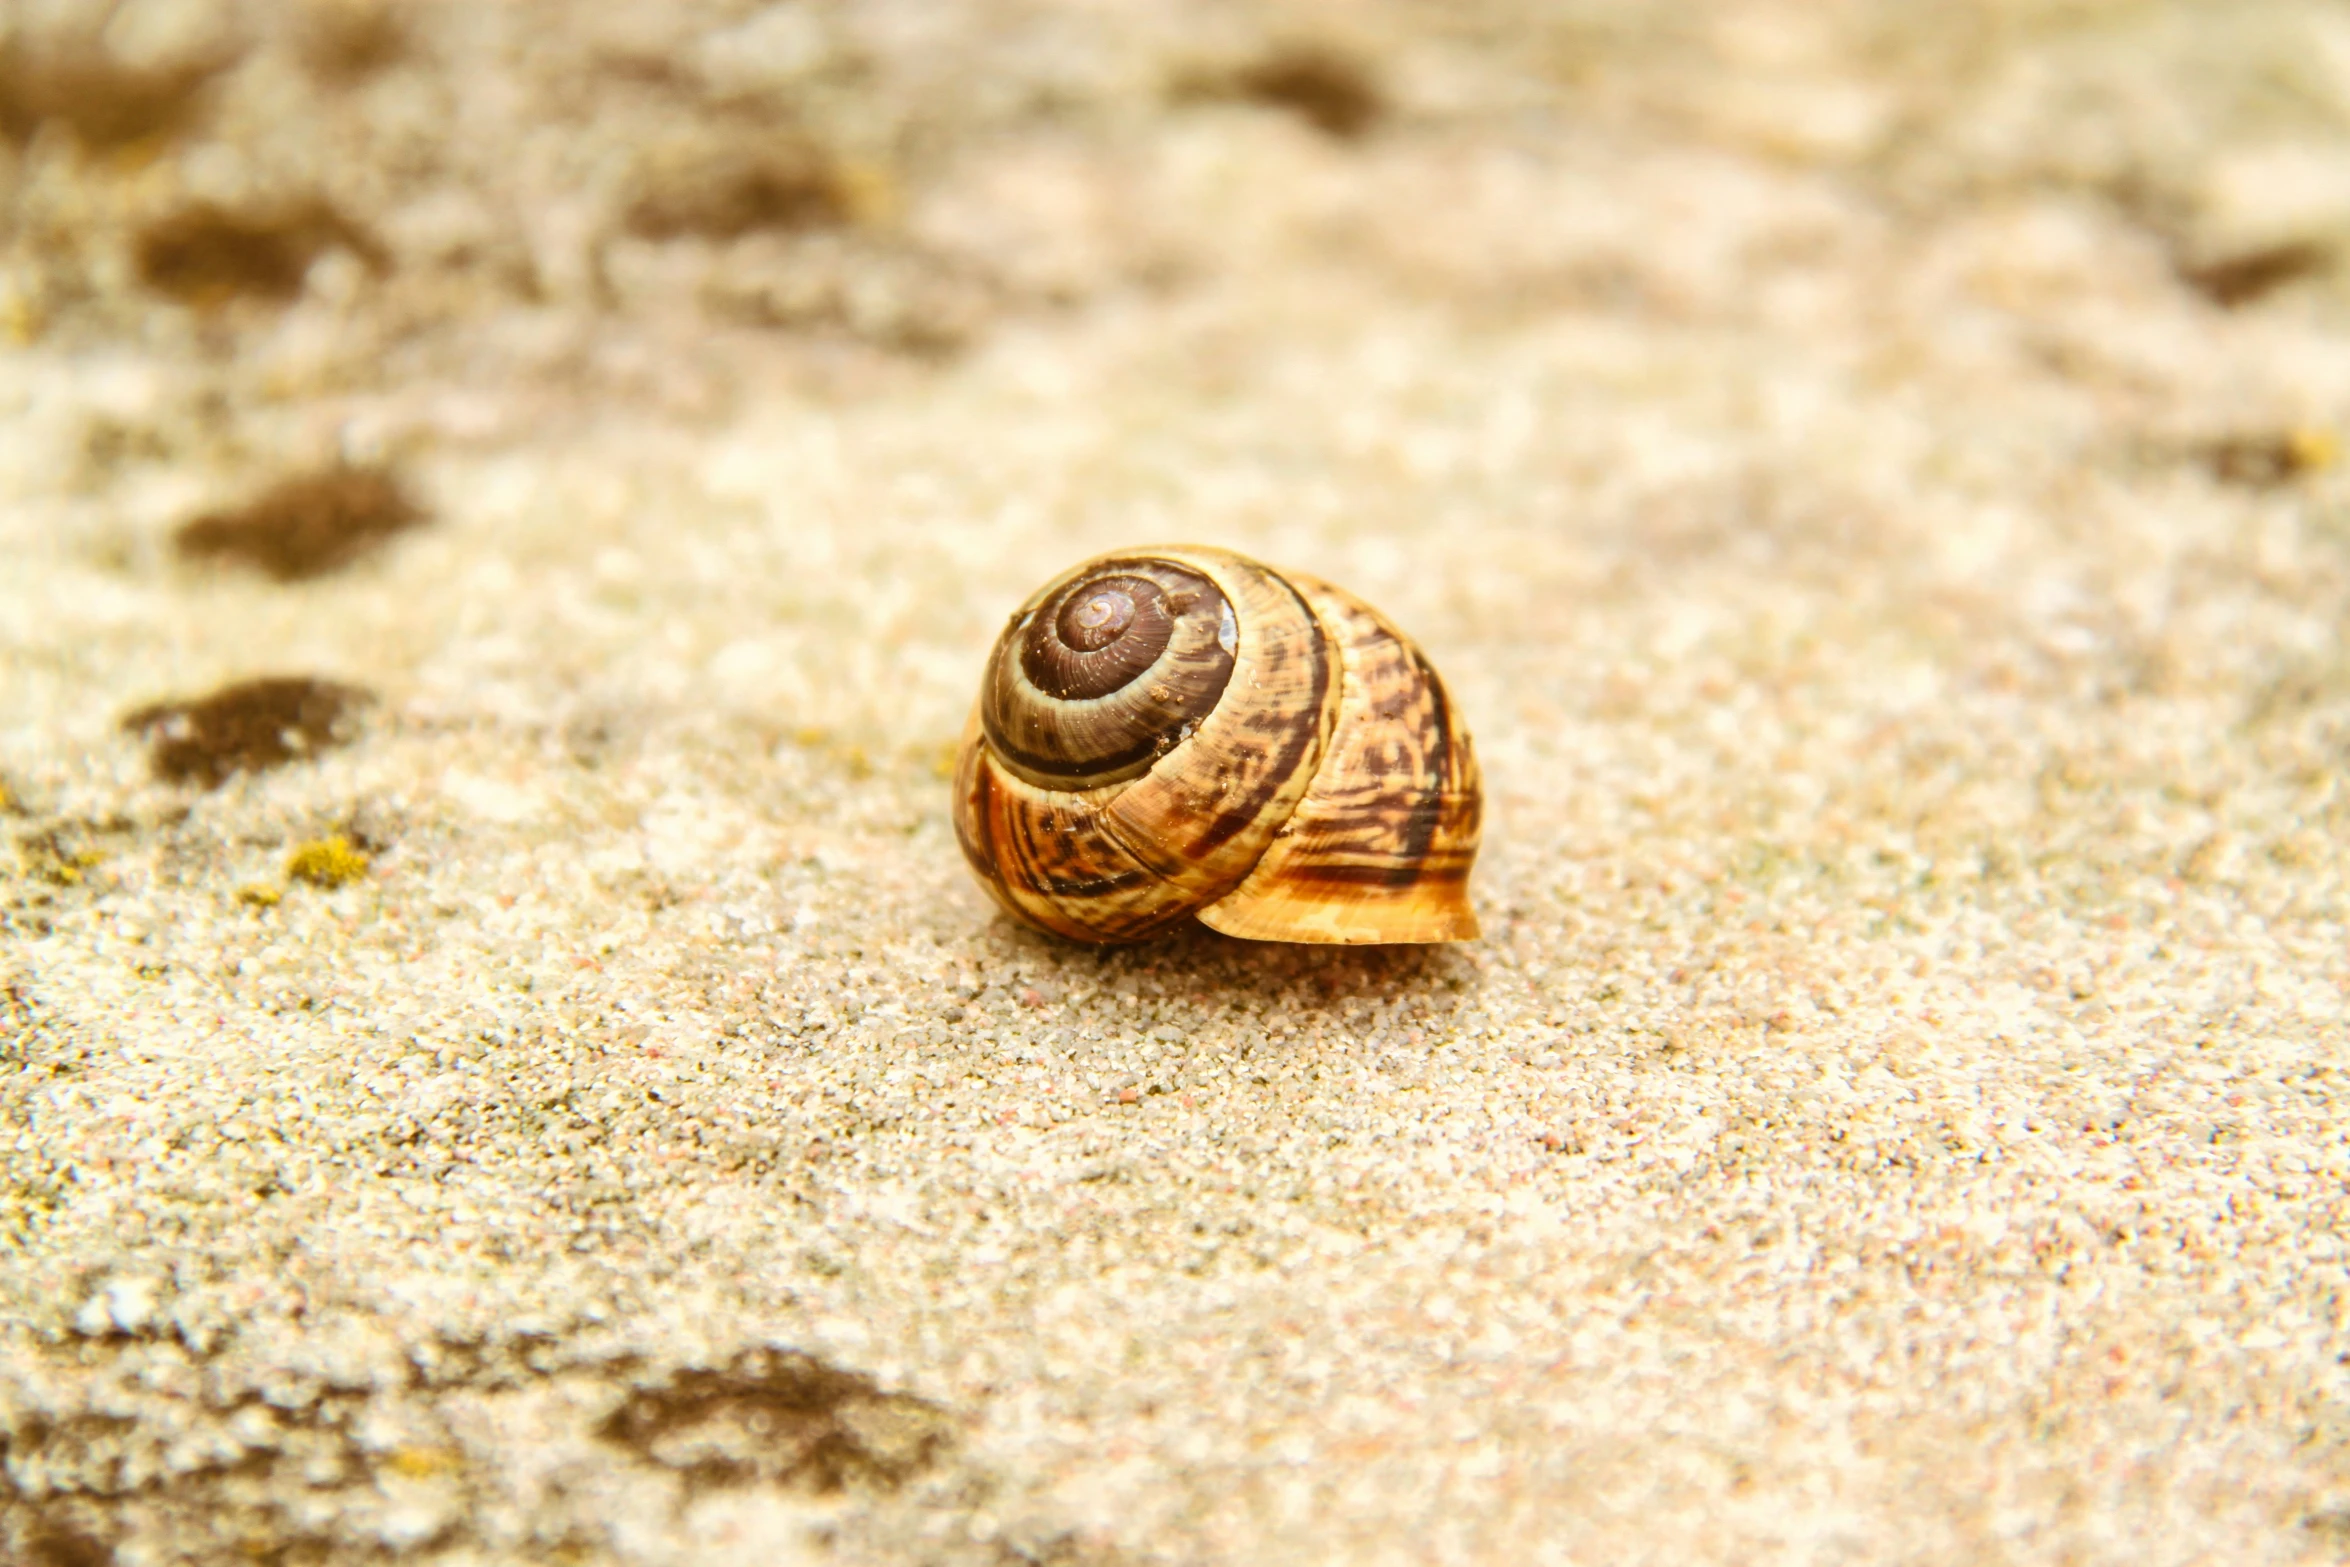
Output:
952 546 1480 944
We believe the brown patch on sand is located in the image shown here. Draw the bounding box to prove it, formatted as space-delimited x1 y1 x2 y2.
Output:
2178 239 2333 308
0 42 234 149
134 199 388 308
293 0 411 83
121 677 372 788
174 465 426 581
18 1515 112 1567
1181 45 1389 139
2199 428 2338 488
625 141 858 242
598 1349 957 1494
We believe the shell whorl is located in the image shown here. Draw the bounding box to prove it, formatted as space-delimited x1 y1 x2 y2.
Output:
954 546 1480 945
980 559 1239 788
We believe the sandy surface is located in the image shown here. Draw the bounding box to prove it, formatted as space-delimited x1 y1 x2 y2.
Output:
4 2 2349 1563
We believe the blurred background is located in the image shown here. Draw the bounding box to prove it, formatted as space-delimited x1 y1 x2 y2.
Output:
7 0 2348 799
12 0 2350 383
9 1 2348 501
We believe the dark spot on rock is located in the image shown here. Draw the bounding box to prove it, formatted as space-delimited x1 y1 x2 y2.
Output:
2305 1508 2350 1543
19 1516 113 1567
597 1349 955 1494
81 417 172 474
597 52 694 91
121 677 371 788
0 42 233 149
1185 45 1387 139
2178 240 2331 308
2197 429 2337 488
174 465 425 581
134 199 388 308
626 144 855 241
294 0 410 82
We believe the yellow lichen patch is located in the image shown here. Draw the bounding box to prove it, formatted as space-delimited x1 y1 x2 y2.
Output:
833 158 904 228
2204 426 2341 486
20 838 102 886
286 836 369 888
0 284 33 345
236 883 283 908
2286 426 2339 473
384 1445 464 1479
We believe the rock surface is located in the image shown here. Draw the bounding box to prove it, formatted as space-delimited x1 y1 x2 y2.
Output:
3 2 2347 1563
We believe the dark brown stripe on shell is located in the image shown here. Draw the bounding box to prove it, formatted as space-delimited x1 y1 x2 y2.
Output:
1190 573 1332 855
1275 861 1473 887
986 721 1172 785
956 757 1003 884
1030 864 1152 899
1383 645 1451 887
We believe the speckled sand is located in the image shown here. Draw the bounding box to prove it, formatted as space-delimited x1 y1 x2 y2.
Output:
4 3 2349 1564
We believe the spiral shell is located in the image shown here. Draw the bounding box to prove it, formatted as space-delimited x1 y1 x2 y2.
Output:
952 546 1481 944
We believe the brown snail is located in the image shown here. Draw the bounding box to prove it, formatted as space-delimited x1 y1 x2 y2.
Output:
952 546 1481 944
